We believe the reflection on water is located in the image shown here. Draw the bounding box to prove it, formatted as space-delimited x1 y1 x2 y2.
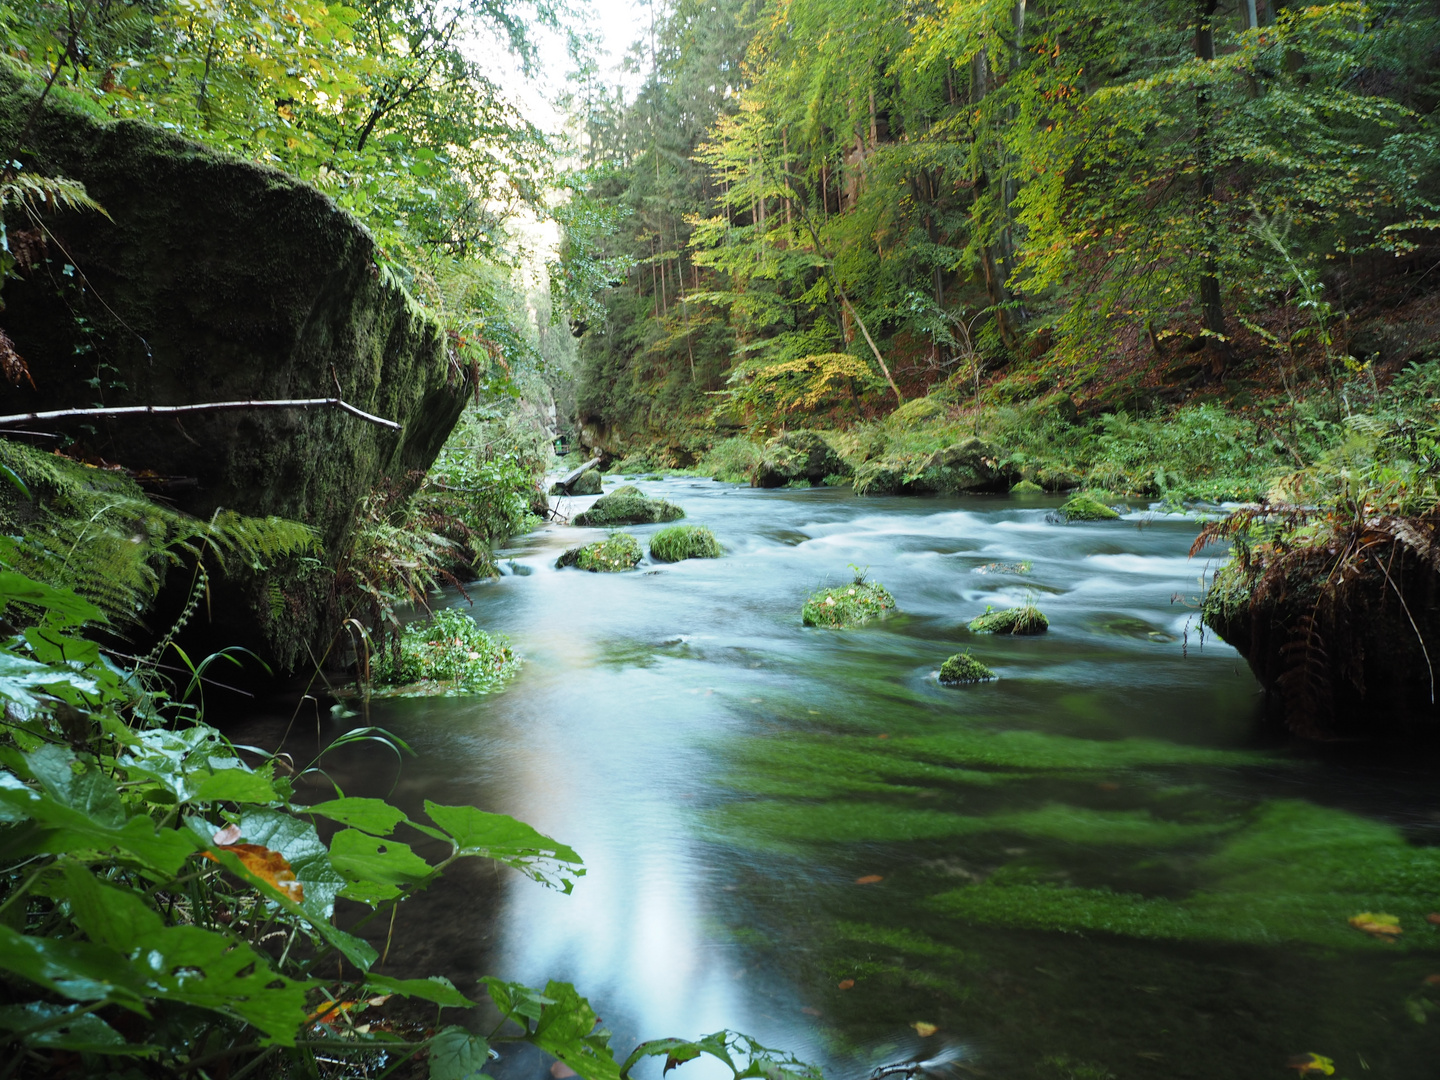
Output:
235 480 1440 1079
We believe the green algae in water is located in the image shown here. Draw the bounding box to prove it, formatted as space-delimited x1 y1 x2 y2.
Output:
803 580 896 628
969 604 1049 634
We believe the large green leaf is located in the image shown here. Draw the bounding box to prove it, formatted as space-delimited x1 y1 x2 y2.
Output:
527 981 621 1080
0 925 151 1011
0 571 104 628
424 801 584 891
63 865 314 1044
329 828 435 904
189 766 281 804
0 649 97 705
428 1025 492 1080
0 1002 150 1055
367 974 474 1009
304 796 409 836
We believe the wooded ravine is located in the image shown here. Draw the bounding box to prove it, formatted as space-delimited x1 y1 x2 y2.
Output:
0 0 1438 1076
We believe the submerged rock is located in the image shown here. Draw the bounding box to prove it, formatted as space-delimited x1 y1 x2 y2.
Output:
556 533 642 572
0 69 467 671
573 486 684 526
751 430 850 488
939 651 996 684
969 604 1049 635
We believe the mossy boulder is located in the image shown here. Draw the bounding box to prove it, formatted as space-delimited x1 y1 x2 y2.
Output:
1036 467 1083 492
969 604 1049 635
1011 479 1045 495
803 580 896 628
852 460 906 496
556 533 642 572
551 469 602 496
751 430 850 488
1059 494 1121 521
649 525 722 562
0 69 468 672
912 436 1012 493
939 651 996 684
573 487 683 526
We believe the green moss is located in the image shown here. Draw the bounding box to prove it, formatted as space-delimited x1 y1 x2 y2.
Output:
372 607 520 695
554 469 602 495
803 580 896 628
649 525 723 562
573 489 684 526
1059 495 1120 521
556 533 642 572
968 604 1049 634
1011 479 1045 494
939 651 996 684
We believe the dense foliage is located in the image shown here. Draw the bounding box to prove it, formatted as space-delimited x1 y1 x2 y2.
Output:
572 0 1440 448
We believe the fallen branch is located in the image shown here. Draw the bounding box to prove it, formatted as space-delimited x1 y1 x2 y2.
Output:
554 455 602 492
0 397 402 432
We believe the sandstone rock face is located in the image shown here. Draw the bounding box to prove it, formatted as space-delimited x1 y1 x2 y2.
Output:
751 430 849 488
0 72 469 670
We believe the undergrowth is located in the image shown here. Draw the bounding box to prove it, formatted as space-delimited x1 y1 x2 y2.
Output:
373 607 520 695
803 574 896 628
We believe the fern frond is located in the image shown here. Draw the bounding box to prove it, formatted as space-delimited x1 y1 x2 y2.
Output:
0 174 110 220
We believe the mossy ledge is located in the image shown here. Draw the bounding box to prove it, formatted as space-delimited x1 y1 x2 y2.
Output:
0 69 468 672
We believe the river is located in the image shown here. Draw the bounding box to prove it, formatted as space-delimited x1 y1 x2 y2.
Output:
235 478 1440 1080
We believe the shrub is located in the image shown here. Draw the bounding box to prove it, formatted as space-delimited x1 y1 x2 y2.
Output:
803 579 896 628
969 604 1049 634
650 525 723 562
696 436 764 482
557 532 643 572
939 651 996 684
374 607 520 694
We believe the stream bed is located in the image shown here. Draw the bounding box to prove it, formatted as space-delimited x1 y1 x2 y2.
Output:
237 479 1440 1080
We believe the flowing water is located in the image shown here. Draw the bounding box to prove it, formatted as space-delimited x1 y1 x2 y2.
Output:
239 480 1440 1080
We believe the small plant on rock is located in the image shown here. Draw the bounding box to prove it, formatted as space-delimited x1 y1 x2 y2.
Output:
1059 494 1120 521
557 532 643 572
969 603 1049 635
374 607 520 694
650 525 723 562
803 575 897 628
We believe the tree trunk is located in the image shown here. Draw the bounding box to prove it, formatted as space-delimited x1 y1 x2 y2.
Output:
1195 0 1226 346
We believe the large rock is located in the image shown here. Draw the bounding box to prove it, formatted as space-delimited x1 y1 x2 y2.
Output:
1203 518 1440 737
0 71 469 670
751 430 849 488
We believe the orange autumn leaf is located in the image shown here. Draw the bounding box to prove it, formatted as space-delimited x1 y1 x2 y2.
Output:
1425 975 1440 986
855 874 884 885
1285 1053 1335 1075
911 1021 938 1037
1427 912 1440 926
205 838 304 903
308 1000 357 1025
837 979 855 990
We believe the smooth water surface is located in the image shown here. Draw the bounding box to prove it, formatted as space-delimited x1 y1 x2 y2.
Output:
243 480 1440 1080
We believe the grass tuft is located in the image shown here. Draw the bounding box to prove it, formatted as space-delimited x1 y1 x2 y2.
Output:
649 525 723 562
1059 494 1120 521
375 608 520 694
557 532 643 572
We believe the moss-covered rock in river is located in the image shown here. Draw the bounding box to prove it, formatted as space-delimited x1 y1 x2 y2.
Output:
803 580 896 628
649 525 722 562
0 70 468 671
751 430 850 488
939 651 996 684
969 604 1049 635
1011 479 1045 494
853 437 1013 496
573 487 683 526
1059 494 1120 521
551 469 602 496
556 533 642 572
